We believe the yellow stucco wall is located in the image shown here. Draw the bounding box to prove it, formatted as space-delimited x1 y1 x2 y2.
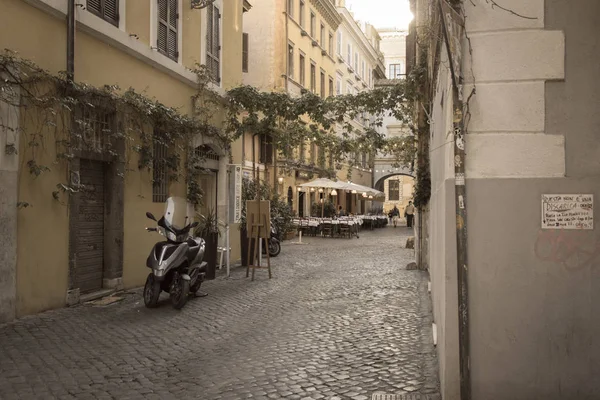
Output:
2 0 243 316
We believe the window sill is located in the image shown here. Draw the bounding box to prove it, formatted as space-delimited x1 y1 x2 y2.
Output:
24 0 224 94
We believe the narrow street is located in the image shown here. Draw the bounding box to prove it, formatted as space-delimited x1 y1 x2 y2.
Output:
0 227 439 400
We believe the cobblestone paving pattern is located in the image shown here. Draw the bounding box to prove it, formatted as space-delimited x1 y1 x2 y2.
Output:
0 226 440 400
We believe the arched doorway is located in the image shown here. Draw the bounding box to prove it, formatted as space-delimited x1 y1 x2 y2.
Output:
374 173 416 216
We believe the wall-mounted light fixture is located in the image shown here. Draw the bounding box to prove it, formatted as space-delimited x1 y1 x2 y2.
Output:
331 189 338 196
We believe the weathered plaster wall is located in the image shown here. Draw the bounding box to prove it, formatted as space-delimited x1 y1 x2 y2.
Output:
452 0 600 398
428 44 460 400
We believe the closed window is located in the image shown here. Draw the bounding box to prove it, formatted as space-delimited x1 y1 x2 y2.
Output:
328 76 334 97
328 32 334 55
320 23 325 46
320 71 325 98
389 180 400 201
299 53 306 86
389 63 404 79
299 0 305 27
259 134 273 165
287 0 294 17
207 4 221 82
157 0 178 61
336 75 342 95
310 62 316 93
354 52 358 72
310 12 316 37
87 0 119 26
337 31 342 56
347 43 351 64
242 33 249 72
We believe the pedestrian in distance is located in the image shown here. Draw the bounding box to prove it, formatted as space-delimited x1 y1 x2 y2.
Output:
338 205 345 217
405 201 415 228
391 205 400 227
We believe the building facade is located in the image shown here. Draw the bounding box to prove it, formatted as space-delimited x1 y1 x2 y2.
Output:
412 0 600 398
373 28 413 215
0 0 246 321
239 0 384 217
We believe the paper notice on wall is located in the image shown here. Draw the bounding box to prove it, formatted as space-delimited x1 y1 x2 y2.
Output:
541 194 594 230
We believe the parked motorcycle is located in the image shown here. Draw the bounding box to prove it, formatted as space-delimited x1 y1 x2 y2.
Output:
262 223 281 257
143 197 207 309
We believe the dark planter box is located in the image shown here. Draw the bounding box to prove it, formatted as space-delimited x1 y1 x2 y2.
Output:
202 232 219 280
240 228 256 267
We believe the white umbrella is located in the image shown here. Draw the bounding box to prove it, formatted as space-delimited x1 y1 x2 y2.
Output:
298 178 347 190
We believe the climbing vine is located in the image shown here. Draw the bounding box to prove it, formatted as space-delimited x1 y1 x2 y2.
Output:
1 47 422 208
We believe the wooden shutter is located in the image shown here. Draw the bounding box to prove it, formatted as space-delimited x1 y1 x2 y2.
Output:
87 0 119 26
157 0 178 61
242 33 249 72
206 5 221 82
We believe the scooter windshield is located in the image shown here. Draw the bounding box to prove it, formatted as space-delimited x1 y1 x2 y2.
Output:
163 197 192 230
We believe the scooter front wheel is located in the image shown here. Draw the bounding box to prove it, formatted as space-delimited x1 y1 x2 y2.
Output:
143 274 161 308
170 275 190 310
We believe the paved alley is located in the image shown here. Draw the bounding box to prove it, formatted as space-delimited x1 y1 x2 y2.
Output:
0 227 439 400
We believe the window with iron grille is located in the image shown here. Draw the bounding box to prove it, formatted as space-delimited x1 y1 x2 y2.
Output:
79 107 114 153
153 135 169 203
242 33 249 72
157 0 178 61
195 145 220 161
389 179 400 201
87 0 119 26
207 4 221 82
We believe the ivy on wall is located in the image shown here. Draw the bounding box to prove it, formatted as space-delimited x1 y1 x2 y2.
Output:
1 48 425 208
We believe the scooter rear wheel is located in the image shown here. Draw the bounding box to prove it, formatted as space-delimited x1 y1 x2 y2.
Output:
143 274 161 308
268 240 281 257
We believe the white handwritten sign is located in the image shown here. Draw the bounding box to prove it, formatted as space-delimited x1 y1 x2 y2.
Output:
541 194 594 230
234 166 242 223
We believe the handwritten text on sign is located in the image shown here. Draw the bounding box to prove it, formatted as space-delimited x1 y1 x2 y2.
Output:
541 194 594 230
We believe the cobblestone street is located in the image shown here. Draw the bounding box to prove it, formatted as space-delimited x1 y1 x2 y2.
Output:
0 226 439 400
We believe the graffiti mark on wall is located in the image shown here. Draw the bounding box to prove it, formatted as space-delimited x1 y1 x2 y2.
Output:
534 229 600 270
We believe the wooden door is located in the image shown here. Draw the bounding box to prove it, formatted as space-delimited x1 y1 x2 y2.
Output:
76 160 105 293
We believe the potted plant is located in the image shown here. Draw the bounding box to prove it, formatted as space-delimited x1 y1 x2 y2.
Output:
194 208 222 280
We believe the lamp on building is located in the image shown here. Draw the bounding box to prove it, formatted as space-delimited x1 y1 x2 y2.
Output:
310 187 315 192
368 195 373 199
331 189 338 196
362 192 367 198
318 188 324 193
278 177 284 185
352 190 357 194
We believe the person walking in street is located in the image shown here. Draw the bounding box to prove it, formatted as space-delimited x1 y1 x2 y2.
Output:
391 205 400 227
405 201 415 228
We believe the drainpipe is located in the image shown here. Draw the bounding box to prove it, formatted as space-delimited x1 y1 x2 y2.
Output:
438 1 471 399
67 0 76 81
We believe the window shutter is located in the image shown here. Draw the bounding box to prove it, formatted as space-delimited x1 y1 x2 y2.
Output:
87 0 101 14
157 0 178 61
206 5 221 82
104 0 119 24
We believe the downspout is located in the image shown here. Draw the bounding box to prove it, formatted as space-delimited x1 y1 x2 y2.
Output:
67 0 76 81
438 1 471 399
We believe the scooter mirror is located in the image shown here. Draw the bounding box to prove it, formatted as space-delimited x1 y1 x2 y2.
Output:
146 212 157 221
